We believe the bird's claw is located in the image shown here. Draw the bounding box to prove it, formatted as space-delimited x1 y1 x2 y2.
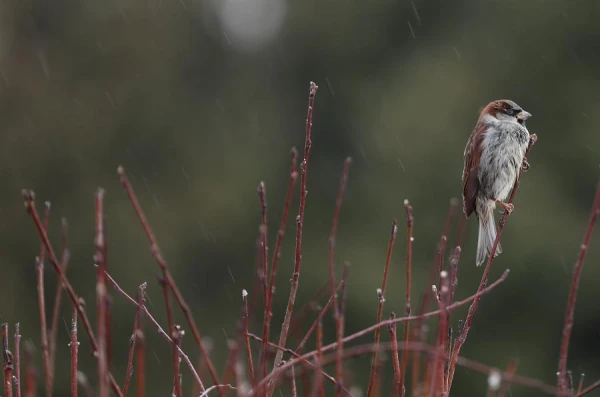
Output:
522 157 530 171
495 200 514 215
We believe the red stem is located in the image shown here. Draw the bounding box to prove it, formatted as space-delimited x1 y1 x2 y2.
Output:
95 189 109 397
24 342 35 397
366 219 398 397
262 147 298 386
328 157 352 396
122 284 147 396
117 167 221 393
49 218 70 375
13 324 21 397
71 307 78 397
2 323 14 397
446 134 537 390
257 181 270 382
23 191 123 397
399 200 413 397
172 326 184 397
242 290 255 386
388 313 402 397
557 177 600 395
135 331 145 397
104 273 206 392
251 269 511 396
267 81 319 397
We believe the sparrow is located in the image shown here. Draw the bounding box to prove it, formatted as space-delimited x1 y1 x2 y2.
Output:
462 99 532 266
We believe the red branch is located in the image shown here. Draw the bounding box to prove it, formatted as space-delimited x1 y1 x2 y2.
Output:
400 200 413 397
14 324 21 397
23 191 124 397
2 323 14 397
36 202 52 397
49 218 70 375
557 177 600 395
122 284 147 396
257 181 270 382
95 189 109 397
23 342 35 397
117 167 221 393
267 81 319 397
241 290 255 386
251 269 510 395
135 330 145 397
366 219 398 397
446 133 537 390
328 157 352 396
261 147 298 387
388 313 401 396
70 307 78 397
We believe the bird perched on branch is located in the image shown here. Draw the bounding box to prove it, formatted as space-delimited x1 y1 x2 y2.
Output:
462 99 532 266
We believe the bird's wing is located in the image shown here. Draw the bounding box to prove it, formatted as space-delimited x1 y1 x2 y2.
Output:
462 122 486 217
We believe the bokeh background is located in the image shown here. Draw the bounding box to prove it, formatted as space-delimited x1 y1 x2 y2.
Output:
1 0 600 395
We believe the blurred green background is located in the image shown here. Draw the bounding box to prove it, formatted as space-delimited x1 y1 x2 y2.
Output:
1 0 600 395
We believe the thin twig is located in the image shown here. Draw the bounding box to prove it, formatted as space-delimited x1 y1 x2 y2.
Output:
22 191 123 397
95 189 109 397
104 274 206 393
294 282 343 354
399 200 413 397
497 358 519 397
24 342 36 397
172 325 184 397
198 384 235 397
429 272 450 397
328 157 352 397
251 269 510 396
117 167 221 392
446 133 537 390
337 262 349 396
267 81 319 397
557 177 600 396
3 323 14 397
246 333 344 391
413 199 457 396
291 366 297 397
366 219 398 397
70 307 78 397
576 373 585 395
36 202 52 397
14 323 21 397
257 181 270 382
49 218 69 374
263 147 298 380
577 377 600 397
135 331 145 397
222 341 239 386
310 316 324 397
288 283 330 342
35 257 51 397
388 313 401 397
241 290 255 386
122 284 147 396
294 341 558 396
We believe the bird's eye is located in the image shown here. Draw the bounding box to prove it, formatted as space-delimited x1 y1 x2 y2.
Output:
506 109 517 116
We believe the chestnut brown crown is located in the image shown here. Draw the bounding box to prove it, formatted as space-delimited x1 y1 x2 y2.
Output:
481 99 531 125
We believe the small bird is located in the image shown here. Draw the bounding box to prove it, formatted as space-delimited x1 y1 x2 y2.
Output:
462 99 532 266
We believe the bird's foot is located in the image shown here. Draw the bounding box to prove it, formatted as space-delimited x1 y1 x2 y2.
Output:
521 157 530 171
495 200 514 215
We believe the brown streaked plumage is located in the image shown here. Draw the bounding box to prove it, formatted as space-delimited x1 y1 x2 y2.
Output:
462 99 532 266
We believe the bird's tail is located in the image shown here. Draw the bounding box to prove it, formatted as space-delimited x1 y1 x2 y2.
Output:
476 199 501 266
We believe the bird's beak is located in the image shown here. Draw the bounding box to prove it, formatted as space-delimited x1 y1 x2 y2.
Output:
517 111 532 121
